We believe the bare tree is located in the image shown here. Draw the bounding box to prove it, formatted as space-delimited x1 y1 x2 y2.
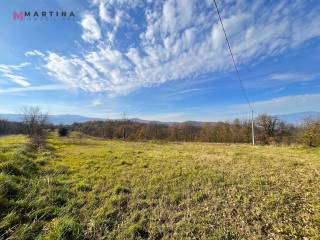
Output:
256 114 279 144
21 106 49 149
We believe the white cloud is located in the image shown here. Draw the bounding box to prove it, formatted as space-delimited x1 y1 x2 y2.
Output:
2 74 30 87
0 62 30 71
80 14 101 43
234 93 320 115
98 2 112 23
269 72 317 82
90 99 103 107
25 50 45 57
166 88 200 97
97 1 127 43
0 62 31 87
44 52 103 91
31 0 320 96
0 84 66 93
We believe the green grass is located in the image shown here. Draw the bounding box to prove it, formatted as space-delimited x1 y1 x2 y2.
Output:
0 134 320 239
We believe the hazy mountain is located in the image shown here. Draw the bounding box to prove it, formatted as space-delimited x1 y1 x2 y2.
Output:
0 111 319 125
48 115 102 125
0 114 23 122
130 118 176 125
276 111 320 125
0 114 100 125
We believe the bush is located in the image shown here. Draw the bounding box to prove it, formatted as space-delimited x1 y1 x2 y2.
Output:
0 162 22 176
58 126 69 137
302 118 320 147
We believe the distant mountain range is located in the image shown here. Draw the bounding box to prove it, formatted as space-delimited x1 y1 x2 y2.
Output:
275 111 320 125
0 111 319 125
0 114 101 125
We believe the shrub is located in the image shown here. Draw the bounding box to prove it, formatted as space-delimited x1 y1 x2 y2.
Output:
58 126 69 137
0 162 22 176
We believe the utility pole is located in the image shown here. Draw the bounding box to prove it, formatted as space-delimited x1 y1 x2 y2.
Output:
251 110 255 145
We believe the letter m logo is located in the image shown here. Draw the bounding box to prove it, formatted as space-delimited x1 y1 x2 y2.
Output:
13 11 24 21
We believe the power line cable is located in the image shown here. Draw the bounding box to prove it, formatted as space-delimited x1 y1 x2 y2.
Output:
212 0 253 111
212 0 255 145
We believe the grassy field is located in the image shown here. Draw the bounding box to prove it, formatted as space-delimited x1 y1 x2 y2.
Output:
0 134 320 239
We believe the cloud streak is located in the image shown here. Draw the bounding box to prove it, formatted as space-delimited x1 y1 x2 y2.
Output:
233 93 320 115
0 84 66 93
269 72 317 82
0 62 31 87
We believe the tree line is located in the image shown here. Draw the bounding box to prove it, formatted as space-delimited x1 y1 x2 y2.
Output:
1 107 319 147
71 114 320 146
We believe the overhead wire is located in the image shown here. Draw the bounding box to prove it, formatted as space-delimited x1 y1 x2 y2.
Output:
212 0 255 145
212 0 253 111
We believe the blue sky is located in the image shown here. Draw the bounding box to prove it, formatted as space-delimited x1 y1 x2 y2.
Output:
0 0 319 121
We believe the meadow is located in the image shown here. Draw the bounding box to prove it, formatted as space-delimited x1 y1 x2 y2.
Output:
0 133 319 239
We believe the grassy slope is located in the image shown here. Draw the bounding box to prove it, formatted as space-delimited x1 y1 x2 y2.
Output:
0 134 320 239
